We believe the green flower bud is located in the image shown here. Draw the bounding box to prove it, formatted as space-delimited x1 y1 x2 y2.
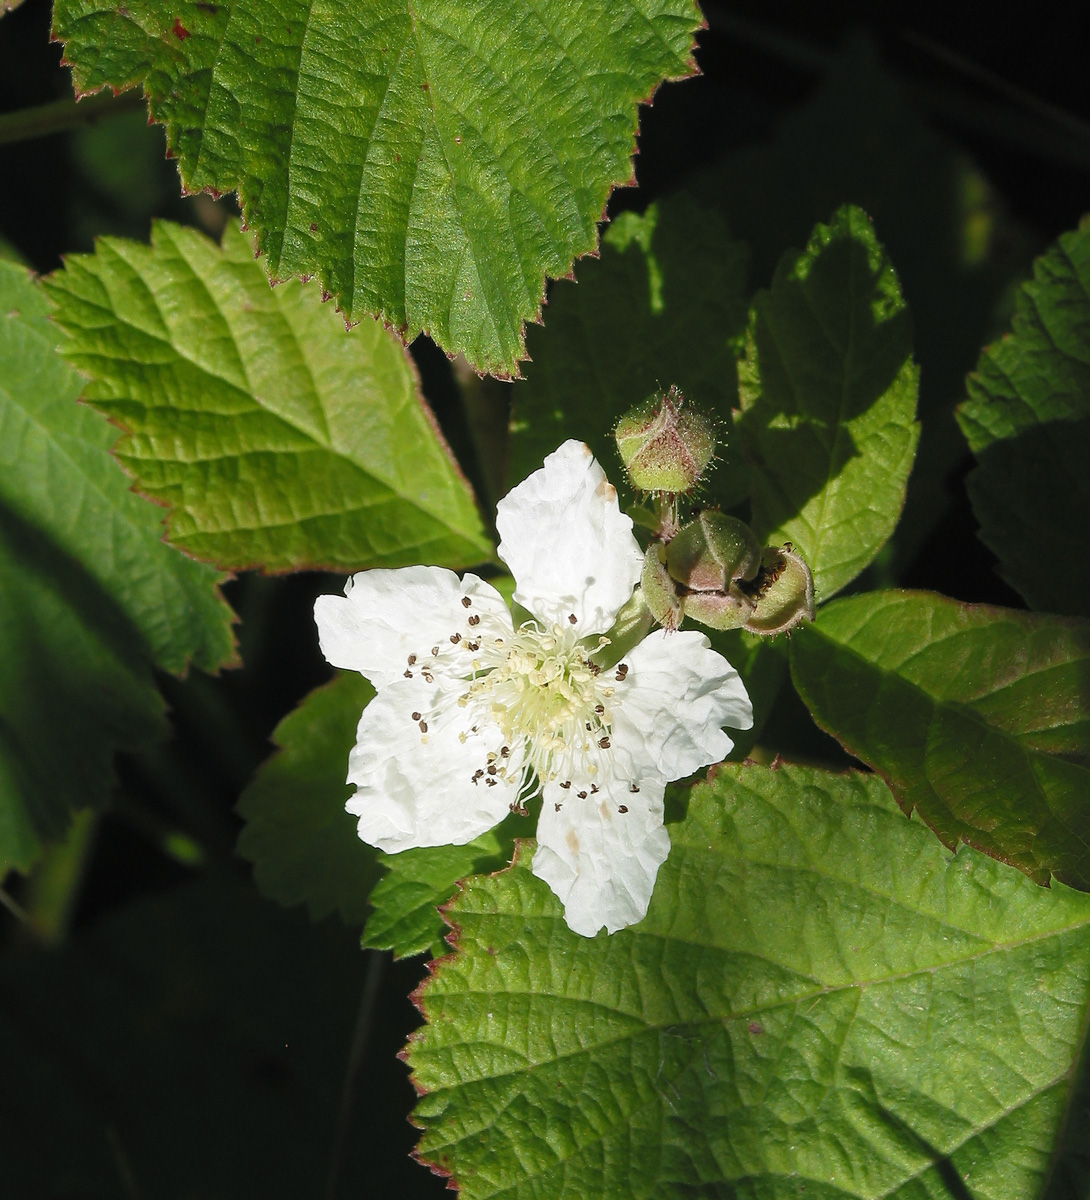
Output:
614 386 716 495
665 510 761 592
682 587 755 631
640 542 683 631
743 544 816 636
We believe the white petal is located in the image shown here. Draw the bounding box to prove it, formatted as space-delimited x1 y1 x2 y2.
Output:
609 629 753 783
496 440 642 636
344 677 515 852
314 566 512 689
533 777 670 936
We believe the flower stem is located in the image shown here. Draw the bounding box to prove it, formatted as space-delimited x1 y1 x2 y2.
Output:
0 89 146 147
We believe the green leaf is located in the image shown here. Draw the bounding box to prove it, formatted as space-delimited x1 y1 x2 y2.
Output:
790 589 1090 890
406 763 1090 1200
736 205 920 602
52 0 702 377
45 220 492 572
0 259 235 872
236 672 380 926
509 193 750 500
363 820 518 960
957 220 1090 617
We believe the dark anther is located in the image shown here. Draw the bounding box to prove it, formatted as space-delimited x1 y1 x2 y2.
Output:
461 596 472 608
486 777 497 787
418 720 428 733
407 654 417 665
619 805 629 814
630 784 640 793
590 784 599 794
450 632 462 643
501 746 510 758
595 704 604 713
473 769 484 780
615 664 629 681
468 614 480 626
555 802 563 812
568 614 577 625
589 663 601 675
431 645 440 656
559 780 571 789
585 722 593 731
468 640 480 651
411 711 422 721
404 669 413 678
577 790 588 799
598 736 611 749
487 764 497 775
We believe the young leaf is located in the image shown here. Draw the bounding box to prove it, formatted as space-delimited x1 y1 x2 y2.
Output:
406 763 1090 1200
51 0 702 376
736 205 920 601
509 193 750 500
45 220 492 573
0 260 234 873
958 219 1090 617
791 589 1090 890
363 820 518 960
236 672 380 926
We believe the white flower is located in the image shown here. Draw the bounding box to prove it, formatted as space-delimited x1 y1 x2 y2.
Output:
314 440 753 937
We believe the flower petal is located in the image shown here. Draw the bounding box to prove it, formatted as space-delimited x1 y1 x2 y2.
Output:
609 629 753 782
345 677 515 852
496 440 642 635
533 777 670 936
314 567 512 689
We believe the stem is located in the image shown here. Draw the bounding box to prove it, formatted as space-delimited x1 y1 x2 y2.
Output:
0 89 146 148
325 950 388 1200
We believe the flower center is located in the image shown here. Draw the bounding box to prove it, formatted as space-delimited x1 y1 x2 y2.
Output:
462 621 616 787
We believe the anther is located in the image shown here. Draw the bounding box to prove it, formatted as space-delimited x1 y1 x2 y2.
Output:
431 646 439 656
619 805 628 814
500 746 510 758
486 777 497 787
404 670 413 678
568 613 577 625
585 722 592 731
468 614 480 626
577 790 588 799
590 784 599 794
450 632 462 643
461 596 472 608
407 654 417 665
598 737 611 749
487 765 497 775
554 802 563 812
559 781 571 789
595 704 604 714
615 664 629 680
630 784 640 793
411 711 421 721
589 663 601 676
418 720 428 733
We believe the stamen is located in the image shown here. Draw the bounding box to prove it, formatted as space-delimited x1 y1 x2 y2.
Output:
568 614 577 625
630 784 640 793
619 805 628 813
407 654 417 665
461 596 472 608
450 633 462 643
418 720 428 733
468 614 480 626
411 711 421 721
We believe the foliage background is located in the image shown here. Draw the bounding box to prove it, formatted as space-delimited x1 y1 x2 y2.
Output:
1 0 1089 1194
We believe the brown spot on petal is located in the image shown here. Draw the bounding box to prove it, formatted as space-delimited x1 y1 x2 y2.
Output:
566 830 580 854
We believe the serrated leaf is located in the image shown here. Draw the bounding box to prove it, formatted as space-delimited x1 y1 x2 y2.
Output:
958 220 1090 617
363 820 517 960
236 672 380 926
52 0 702 376
0 259 235 873
406 763 1090 1200
790 589 1090 890
45 220 492 572
509 193 750 499
736 205 920 601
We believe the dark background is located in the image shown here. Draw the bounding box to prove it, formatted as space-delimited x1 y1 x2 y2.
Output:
1 1 1086 1194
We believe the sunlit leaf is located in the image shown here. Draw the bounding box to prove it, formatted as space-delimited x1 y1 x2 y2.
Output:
52 0 702 375
407 762 1090 1199
958 219 1090 617
791 589 1090 889
45 220 492 572
0 259 234 872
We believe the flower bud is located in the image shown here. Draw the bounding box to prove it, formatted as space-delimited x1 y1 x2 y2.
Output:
614 386 716 495
683 587 754 631
665 510 761 593
640 542 683 631
743 544 815 636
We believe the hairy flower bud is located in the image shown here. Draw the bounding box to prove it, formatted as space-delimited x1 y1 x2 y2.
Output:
666 510 761 593
683 587 754 631
614 386 716 495
640 542 683 631
743 544 815 636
